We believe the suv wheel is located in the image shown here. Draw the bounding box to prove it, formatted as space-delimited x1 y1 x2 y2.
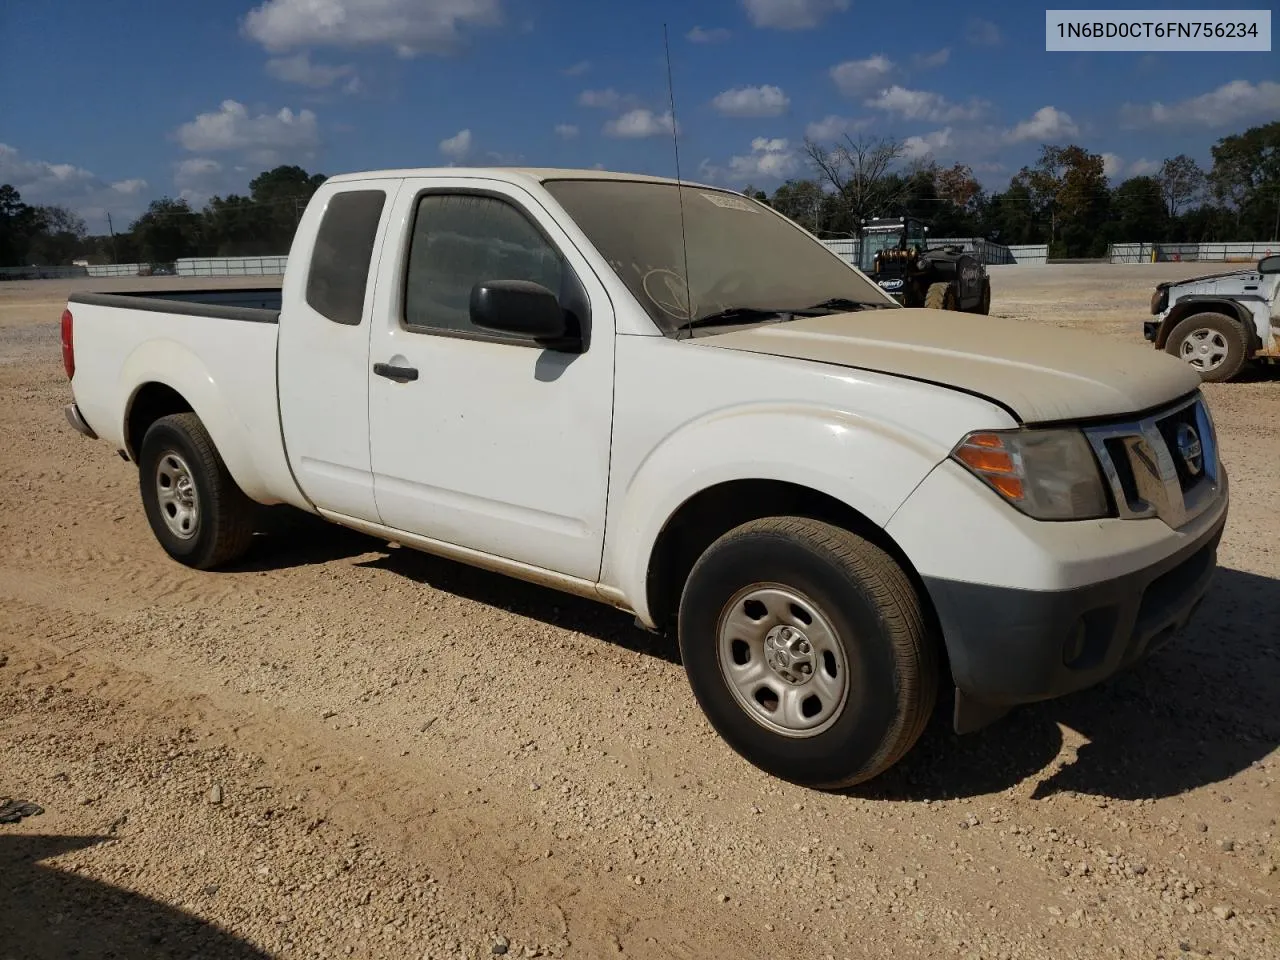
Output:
1164 312 1249 383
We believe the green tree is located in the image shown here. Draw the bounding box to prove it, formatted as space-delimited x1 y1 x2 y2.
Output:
1107 176 1167 242
248 164 327 252
25 205 88 264
769 179 825 233
1207 121 1280 238
0 185 43 266
130 197 201 265
1012 145 1109 255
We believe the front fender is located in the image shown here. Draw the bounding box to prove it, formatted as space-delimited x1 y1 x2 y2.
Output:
603 402 948 626
119 338 274 501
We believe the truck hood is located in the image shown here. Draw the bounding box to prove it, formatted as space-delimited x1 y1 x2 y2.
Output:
1158 268 1255 289
699 308 1201 424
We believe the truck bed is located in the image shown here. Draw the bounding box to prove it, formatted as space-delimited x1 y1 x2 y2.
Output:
68 287 282 322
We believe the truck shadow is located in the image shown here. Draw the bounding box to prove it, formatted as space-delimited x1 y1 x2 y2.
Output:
233 507 679 663
856 566 1280 803
0 834 271 959
233 513 1276 802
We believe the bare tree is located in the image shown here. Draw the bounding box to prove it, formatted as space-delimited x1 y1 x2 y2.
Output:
802 134 906 229
1156 154 1206 218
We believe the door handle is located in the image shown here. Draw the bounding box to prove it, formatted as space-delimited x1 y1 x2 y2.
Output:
373 362 419 383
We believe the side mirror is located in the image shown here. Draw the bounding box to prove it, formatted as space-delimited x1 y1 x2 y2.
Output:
1258 255 1280 275
470 280 576 347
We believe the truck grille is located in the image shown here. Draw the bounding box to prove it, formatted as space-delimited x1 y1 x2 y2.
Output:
1083 393 1222 529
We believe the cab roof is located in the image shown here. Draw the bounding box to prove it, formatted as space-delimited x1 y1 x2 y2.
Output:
322 166 720 191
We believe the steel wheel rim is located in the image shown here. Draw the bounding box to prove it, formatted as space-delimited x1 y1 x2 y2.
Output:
155 451 200 540
1179 328 1228 372
716 583 850 738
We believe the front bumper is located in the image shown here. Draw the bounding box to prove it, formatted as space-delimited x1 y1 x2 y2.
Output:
928 497 1225 724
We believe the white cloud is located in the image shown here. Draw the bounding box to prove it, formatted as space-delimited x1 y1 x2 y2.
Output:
830 55 894 96
1128 157 1160 176
902 128 953 161
700 138 799 184
865 86 988 123
742 0 849 29
603 109 675 139
562 60 590 76
111 179 149 195
1120 79 1280 129
265 51 357 88
711 84 790 118
0 142 150 227
966 18 1002 45
578 88 623 109
174 100 320 166
687 25 731 42
1101 152 1124 178
912 47 950 69
243 0 502 56
174 158 228 207
1003 105 1079 143
554 123 579 139
804 114 868 140
439 128 473 161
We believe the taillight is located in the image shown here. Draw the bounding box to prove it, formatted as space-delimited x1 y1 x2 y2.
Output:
61 308 74 379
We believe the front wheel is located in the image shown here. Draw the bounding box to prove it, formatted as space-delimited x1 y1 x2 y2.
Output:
138 412 257 569
924 281 957 311
1164 312 1249 383
677 517 939 788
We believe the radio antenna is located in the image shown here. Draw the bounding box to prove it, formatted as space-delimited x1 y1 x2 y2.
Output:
663 23 694 340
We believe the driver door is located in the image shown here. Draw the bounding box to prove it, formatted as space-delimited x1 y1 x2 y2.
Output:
365 178 616 581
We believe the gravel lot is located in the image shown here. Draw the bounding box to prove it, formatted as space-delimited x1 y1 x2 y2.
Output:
1 265 1277 960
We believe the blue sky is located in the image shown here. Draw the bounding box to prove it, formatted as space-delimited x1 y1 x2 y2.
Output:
2 0 1276 233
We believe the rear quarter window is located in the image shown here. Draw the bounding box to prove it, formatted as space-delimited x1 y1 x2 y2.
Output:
305 189 387 325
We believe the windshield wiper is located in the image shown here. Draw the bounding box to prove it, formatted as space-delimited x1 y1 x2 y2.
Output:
684 307 793 329
792 297 891 313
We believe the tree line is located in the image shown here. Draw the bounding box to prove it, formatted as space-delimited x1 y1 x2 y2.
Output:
1 120 1277 267
0 165 326 268
747 119 1278 258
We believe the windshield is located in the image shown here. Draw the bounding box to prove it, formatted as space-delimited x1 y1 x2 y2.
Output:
542 179 888 335
858 230 903 271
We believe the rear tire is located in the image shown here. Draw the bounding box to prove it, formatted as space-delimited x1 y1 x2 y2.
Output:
925 281 957 311
138 412 256 570
677 517 939 789
1164 312 1249 383
967 279 991 315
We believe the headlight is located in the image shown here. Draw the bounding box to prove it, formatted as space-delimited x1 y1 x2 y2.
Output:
951 428 1111 521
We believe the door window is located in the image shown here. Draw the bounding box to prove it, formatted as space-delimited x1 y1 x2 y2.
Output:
403 193 565 335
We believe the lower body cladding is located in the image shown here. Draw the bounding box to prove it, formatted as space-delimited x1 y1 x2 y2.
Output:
885 459 1230 734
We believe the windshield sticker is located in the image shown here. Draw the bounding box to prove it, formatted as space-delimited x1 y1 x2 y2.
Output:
699 192 759 213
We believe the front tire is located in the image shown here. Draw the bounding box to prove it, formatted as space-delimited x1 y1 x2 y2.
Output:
677 517 938 789
138 412 256 570
925 281 957 311
1164 312 1249 383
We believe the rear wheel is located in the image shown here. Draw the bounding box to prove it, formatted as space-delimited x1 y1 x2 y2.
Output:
967 279 991 315
138 412 257 569
1164 312 1249 383
677 517 939 789
925 281 957 311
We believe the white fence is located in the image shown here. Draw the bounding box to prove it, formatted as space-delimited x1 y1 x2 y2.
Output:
1109 241 1278 264
176 256 288 276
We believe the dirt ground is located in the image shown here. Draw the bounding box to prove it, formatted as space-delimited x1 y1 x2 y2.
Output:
1 266 1277 960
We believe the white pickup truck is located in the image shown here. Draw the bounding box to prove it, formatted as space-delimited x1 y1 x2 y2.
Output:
62 167 1229 788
